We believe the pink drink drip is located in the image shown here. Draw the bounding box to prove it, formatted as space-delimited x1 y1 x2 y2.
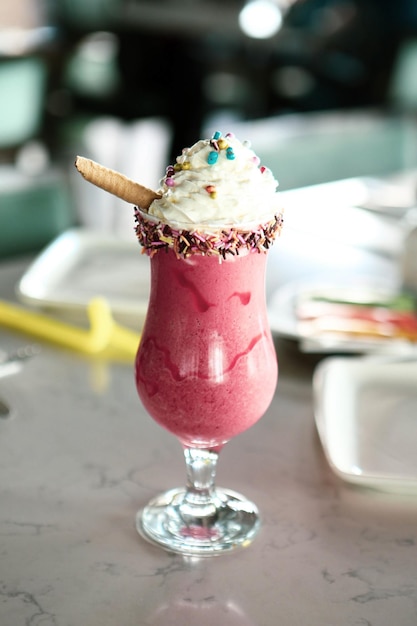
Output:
135 248 277 449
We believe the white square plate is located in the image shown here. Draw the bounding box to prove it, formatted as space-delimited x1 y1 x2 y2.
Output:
17 229 150 327
313 356 417 491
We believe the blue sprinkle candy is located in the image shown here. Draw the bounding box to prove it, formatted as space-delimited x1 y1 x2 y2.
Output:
226 147 235 160
207 151 219 165
212 131 222 140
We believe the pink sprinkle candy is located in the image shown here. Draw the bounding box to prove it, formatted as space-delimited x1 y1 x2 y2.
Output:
260 166 267 173
252 156 260 165
165 177 176 187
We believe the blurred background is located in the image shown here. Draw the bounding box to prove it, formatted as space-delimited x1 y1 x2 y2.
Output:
2 0 417 303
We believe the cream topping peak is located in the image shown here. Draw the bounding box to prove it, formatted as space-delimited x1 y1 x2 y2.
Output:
147 131 280 229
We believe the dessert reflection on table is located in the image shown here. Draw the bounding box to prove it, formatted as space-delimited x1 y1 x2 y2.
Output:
144 597 255 626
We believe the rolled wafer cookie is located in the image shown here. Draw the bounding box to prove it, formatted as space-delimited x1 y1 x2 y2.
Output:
75 156 161 210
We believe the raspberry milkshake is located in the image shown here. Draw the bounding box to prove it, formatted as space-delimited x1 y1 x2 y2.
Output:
131 131 283 554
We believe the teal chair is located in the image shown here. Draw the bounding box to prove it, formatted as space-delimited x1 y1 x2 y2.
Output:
0 167 73 258
0 52 74 258
0 56 46 150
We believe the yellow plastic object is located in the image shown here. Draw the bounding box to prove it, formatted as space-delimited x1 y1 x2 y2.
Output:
0 297 140 360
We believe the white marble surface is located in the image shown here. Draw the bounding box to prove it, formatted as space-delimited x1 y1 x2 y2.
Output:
1 259 417 626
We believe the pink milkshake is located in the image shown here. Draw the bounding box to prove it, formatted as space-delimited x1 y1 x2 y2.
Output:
135 246 277 449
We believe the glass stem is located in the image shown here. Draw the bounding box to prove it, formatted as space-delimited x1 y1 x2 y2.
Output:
181 447 221 524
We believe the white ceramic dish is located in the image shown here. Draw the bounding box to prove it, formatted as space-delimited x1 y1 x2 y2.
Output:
17 229 150 327
313 356 417 491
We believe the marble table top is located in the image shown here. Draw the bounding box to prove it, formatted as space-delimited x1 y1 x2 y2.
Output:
1 257 417 626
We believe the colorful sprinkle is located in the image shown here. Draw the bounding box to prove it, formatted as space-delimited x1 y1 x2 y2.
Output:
251 155 260 165
182 161 191 170
210 139 219 151
260 166 267 173
226 147 235 160
165 177 175 187
212 131 222 140
225 132 234 139
134 209 284 260
207 151 219 165
205 184 217 199
217 138 228 150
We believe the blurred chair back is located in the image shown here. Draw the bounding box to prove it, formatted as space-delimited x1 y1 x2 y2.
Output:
228 110 417 190
0 56 46 151
0 46 74 258
0 168 73 258
389 39 417 111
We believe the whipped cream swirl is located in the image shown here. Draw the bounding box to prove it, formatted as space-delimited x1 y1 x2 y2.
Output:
147 132 280 229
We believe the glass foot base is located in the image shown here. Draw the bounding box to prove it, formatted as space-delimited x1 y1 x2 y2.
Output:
136 487 261 556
